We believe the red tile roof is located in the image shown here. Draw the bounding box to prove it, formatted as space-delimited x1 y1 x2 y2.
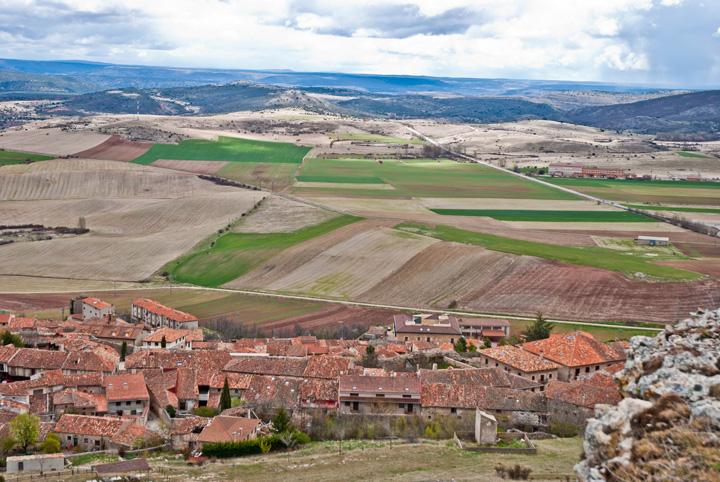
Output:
422 383 546 412
143 328 192 344
175 368 198 400
545 380 622 408
81 297 113 311
198 415 260 444
521 331 627 367
132 299 197 323
62 350 116 373
299 378 338 403
8 348 68 370
104 373 149 402
480 345 560 373
55 414 125 437
339 375 420 395
52 389 108 413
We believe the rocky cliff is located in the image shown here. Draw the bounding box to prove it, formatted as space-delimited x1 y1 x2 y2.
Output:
576 308 720 481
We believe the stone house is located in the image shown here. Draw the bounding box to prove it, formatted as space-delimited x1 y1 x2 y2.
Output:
104 373 149 420
6 453 65 474
338 374 421 416
131 299 199 329
197 415 261 447
476 345 560 387
392 314 461 345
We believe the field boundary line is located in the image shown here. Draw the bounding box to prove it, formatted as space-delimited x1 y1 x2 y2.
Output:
0 284 663 332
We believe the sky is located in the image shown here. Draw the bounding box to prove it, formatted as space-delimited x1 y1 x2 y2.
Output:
1 0 718 87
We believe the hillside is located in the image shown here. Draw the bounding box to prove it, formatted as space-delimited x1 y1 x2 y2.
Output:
566 90 720 139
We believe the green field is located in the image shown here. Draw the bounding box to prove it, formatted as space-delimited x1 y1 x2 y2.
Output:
676 150 710 158
626 204 720 214
545 177 720 205
217 162 299 190
396 222 700 281
165 215 361 287
296 175 385 184
0 149 54 167
430 209 654 222
295 158 578 199
133 136 311 165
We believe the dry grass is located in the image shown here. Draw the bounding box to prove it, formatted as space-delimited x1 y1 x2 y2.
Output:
233 196 338 233
0 127 108 156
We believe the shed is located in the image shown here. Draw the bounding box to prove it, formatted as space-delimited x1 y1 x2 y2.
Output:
475 409 498 444
635 236 670 246
6 453 65 473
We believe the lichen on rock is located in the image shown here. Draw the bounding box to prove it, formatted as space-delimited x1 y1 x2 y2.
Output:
576 308 720 482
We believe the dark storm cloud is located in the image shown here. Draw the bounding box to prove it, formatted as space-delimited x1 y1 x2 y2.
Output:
276 2 485 38
605 0 720 87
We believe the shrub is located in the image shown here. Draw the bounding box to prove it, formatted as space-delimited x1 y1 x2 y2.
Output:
549 421 580 438
166 405 176 418
495 464 532 480
193 406 218 417
201 431 310 458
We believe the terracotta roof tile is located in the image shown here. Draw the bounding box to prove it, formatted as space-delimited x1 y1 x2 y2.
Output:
8 348 67 370
105 373 149 402
480 345 560 373
197 415 260 443
422 383 546 412
81 297 113 311
133 299 197 323
55 414 124 437
545 380 622 408
521 331 627 367
339 375 420 394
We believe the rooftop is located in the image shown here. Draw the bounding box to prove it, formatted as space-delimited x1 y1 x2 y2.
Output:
393 314 461 336
339 375 421 395
81 297 113 311
133 298 197 323
55 414 124 436
480 345 560 373
521 331 627 367
197 416 261 444
104 373 149 402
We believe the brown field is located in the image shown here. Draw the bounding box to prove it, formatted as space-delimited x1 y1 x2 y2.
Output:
73 134 152 161
659 259 720 278
152 159 229 175
0 159 263 281
233 195 338 233
260 227 438 298
0 127 108 156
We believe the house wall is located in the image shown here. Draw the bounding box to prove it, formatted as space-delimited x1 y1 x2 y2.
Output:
82 304 113 322
547 399 594 428
339 397 420 416
564 362 617 382
396 332 458 344
108 399 146 417
6 455 64 473
59 432 108 451
475 355 558 385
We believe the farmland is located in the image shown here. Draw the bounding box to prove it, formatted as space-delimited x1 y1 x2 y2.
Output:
545 177 720 205
0 159 263 281
165 215 361 287
133 136 310 165
430 209 654 222
0 149 53 167
395 222 699 281
294 158 578 199
626 204 720 214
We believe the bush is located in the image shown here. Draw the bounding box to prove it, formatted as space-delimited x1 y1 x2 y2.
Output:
495 464 532 480
166 405 176 418
201 431 310 458
193 406 218 417
549 421 580 438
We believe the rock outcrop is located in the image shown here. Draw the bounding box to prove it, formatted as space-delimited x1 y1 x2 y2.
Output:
576 308 720 481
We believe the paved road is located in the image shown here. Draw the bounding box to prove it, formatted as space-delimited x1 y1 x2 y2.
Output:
1 283 663 332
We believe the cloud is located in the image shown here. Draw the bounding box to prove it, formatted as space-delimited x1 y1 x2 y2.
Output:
0 0 716 88
275 3 485 38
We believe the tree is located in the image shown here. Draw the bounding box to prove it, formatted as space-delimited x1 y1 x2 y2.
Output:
454 337 467 353
271 408 292 434
1 331 23 348
40 432 61 454
166 405 176 418
219 377 232 412
523 312 553 342
360 344 378 368
10 413 40 454
160 335 167 349
120 341 127 362
483 338 492 349
467 342 477 353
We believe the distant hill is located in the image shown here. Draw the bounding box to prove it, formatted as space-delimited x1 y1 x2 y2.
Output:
565 91 720 139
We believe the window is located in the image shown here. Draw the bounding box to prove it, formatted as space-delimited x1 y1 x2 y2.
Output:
402 394 411 398
540 374 545 382
585 367 590 373
549 374 552 379
485 359 489 365
375 394 385 397
17 461 23 472
350 393 358 397
95 440 100 446
126 401 131 406
404 337 408 341
352 401 359 411
450 407 457 414
344 401 350 407
426 337 431 342
595 365 600 371
84 438 88 443
398 403 405 409
450 338 454 344
575 368 581 377
531 376 535 381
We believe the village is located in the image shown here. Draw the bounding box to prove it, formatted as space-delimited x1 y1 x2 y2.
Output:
0 295 626 477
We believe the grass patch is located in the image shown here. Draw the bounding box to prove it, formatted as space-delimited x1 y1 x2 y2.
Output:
626 204 720 214
0 149 54 167
676 150 710 158
165 215 361 287
296 175 385 184
296 158 577 199
396 222 701 281
430 209 654 222
67 453 118 466
546 177 720 189
217 162 298 190
133 136 310 165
